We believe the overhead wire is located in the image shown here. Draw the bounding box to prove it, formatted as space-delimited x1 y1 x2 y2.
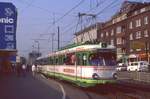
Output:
96 0 120 16
42 0 85 36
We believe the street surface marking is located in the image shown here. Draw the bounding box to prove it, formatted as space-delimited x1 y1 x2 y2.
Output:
40 74 66 99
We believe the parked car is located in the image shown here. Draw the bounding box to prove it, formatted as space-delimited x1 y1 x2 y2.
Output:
116 63 127 71
127 61 149 72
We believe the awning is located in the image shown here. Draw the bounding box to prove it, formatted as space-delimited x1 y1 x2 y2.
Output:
0 49 17 56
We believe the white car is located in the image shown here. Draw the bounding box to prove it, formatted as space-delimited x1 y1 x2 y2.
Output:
127 61 149 72
116 63 127 71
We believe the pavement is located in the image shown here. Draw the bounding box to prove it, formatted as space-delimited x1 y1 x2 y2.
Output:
0 72 107 99
0 72 62 99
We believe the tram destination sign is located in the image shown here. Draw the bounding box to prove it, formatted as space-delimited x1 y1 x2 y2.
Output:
0 2 17 50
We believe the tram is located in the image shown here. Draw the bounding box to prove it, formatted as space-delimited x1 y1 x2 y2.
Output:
36 43 117 87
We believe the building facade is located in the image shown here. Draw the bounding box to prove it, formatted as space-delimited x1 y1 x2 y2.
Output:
98 1 150 63
74 23 102 44
73 1 150 63
0 2 17 73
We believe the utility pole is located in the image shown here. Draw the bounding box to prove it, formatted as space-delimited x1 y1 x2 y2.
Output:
58 26 60 50
52 33 55 52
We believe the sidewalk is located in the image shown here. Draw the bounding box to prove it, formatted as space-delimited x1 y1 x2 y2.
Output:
0 72 61 99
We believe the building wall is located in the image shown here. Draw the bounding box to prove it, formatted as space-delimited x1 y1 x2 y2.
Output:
73 1 150 63
97 1 150 63
74 23 102 43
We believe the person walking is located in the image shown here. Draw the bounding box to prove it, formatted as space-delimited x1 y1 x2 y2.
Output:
22 64 26 77
32 64 36 77
16 63 21 77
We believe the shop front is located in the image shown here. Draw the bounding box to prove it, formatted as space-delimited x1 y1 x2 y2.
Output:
0 50 17 74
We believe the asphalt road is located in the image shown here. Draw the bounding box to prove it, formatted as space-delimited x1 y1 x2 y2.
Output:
0 73 62 99
2 71 149 99
0 72 106 99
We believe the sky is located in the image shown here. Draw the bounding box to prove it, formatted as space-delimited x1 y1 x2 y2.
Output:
0 0 148 58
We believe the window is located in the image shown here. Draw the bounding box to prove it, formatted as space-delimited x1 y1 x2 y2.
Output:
135 19 141 27
117 48 122 53
140 8 146 13
144 30 149 37
117 38 122 44
134 11 138 15
110 39 114 45
116 26 121 34
111 29 114 36
144 16 148 24
106 32 109 37
130 49 133 52
101 33 104 38
129 21 133 29
130 33 133 40
135 31 141 39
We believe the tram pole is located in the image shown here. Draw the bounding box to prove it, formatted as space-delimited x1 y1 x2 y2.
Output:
58 26 60 50
75 56 77 81
51 33 55 78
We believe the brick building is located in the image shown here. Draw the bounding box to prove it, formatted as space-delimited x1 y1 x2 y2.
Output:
73 1 150 63
98 1 150 63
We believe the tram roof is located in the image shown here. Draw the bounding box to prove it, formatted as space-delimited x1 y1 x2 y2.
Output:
48 44 115 57
36 44 115 60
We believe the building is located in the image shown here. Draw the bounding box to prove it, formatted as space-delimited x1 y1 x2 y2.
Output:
98 1 150 63
73 1 150 63
28 51 41 65
74 22 102 44
0 2 17 73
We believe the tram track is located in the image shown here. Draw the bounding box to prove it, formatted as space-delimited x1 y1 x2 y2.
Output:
42 73 107 99
41 73 150 99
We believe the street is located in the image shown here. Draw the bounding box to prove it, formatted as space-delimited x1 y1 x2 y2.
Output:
0 72 106 99
0 71 150 99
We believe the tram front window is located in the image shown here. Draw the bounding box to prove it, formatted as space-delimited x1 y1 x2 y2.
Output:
89 52 116 66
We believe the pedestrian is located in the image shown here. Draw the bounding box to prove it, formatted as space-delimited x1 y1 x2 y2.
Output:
32 64 36 76
11 63 16 73
16 63 21 77
22 64 26 77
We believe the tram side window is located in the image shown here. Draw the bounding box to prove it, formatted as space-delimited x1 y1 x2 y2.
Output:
82 54 87 66
89 54 104 66
63 53 76 65
77 54 81 65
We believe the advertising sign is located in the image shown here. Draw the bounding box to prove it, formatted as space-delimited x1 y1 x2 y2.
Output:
0 2 17 50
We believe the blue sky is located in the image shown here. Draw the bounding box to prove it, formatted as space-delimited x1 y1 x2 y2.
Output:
0 0 148 57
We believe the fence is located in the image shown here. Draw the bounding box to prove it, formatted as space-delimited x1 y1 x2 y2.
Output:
117 71 150 83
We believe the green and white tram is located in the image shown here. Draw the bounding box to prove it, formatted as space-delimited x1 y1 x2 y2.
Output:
36 43 117 87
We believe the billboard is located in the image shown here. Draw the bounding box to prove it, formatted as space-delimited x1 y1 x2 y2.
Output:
0 2 17 50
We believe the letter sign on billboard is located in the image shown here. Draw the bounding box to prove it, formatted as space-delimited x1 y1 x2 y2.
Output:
0 2 17 50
